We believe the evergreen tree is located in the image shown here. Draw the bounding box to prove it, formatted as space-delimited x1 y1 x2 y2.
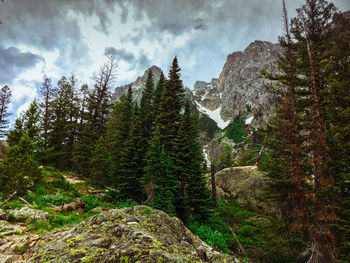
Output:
322 12 350 260
173 102 212 220
49 76 79 169
0 133 41 194
151 146 177 216
88 56 117 141
7 116 24 147
291 1 337 261
23 100 41 147
39 75 56 150
90 136 113 185
262 0 311 239
117 104 145 202
138 71 156 176
106 87 133 182
7 100 41 149
153 72 166 120
156 57 185 152
73 58 117 175
0 85 11 138
144 129 177 216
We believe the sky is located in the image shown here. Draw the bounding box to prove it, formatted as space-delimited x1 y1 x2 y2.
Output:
0 0 349 120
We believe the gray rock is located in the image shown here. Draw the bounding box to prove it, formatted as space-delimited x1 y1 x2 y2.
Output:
207 166 281 218
9 207 48 223
27 206 237 263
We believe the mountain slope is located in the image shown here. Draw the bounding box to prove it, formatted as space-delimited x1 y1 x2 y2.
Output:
194 40 281 128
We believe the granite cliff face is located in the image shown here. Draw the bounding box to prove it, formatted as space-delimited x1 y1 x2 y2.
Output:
112 40 281 130
194 40 281 128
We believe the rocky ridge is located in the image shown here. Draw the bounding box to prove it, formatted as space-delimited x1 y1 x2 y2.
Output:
194 40 281 128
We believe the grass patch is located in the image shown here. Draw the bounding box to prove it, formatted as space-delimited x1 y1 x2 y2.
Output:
82 195 115 211
2 199 24 209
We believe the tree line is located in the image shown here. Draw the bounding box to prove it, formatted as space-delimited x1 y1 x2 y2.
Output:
0 57 212 222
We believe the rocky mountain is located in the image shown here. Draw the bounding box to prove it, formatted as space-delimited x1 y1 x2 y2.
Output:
111 65 163 104
110 41 282 161
112 40 281 131
194 40 281 129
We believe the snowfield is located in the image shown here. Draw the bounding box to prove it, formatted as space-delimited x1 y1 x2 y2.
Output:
195 101 230 129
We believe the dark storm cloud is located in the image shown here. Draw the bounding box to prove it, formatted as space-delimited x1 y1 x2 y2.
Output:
0 0 118 82
104 47 135 61
0 45 43 84
104 47 151 70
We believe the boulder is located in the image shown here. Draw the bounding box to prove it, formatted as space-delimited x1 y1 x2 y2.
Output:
9 207 49 223
208 166 281 218
27 206 237 263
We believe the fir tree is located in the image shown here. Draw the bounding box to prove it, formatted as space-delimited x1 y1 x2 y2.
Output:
7 117 24 147
23 100 41 147
39 75 56 150
156 57 185 152
106 87 133 183
151 146 177 216
291 1 337 261
153 72 166 120
144 129 177 216
117 104 145 202
173 101 212 220
0 133 41 194
90 136 113 185
262 0 311 239
322 12 350 260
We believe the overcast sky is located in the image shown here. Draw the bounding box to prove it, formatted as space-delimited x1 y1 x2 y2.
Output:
0 0 349 119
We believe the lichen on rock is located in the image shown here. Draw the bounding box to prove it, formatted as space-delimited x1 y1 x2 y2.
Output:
27 206 236 263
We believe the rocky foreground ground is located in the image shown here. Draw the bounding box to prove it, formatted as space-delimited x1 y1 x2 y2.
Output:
1 206 238 263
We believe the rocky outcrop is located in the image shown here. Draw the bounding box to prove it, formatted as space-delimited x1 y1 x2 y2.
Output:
208 166 280 218
22 206 236 263
194 40 281 128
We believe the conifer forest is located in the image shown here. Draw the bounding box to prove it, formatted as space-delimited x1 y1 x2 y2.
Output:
0 0 349 262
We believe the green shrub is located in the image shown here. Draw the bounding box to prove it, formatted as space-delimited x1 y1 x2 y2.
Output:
43 166 57 171
115 199 138 208
48 178 79 196
82 195 115 211
225 117 248 143
186 215 232 254
26 191 73 208
2 199 24 209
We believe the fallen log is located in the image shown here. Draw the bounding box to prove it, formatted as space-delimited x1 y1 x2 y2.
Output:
229 226 246 256
88 189 106 194
61 200 86 212
18 197 32 207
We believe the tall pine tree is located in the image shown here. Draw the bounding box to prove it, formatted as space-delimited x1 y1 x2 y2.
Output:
156 57 185 153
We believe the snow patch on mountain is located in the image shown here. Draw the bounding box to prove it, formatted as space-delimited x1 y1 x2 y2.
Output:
195 101 230 129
